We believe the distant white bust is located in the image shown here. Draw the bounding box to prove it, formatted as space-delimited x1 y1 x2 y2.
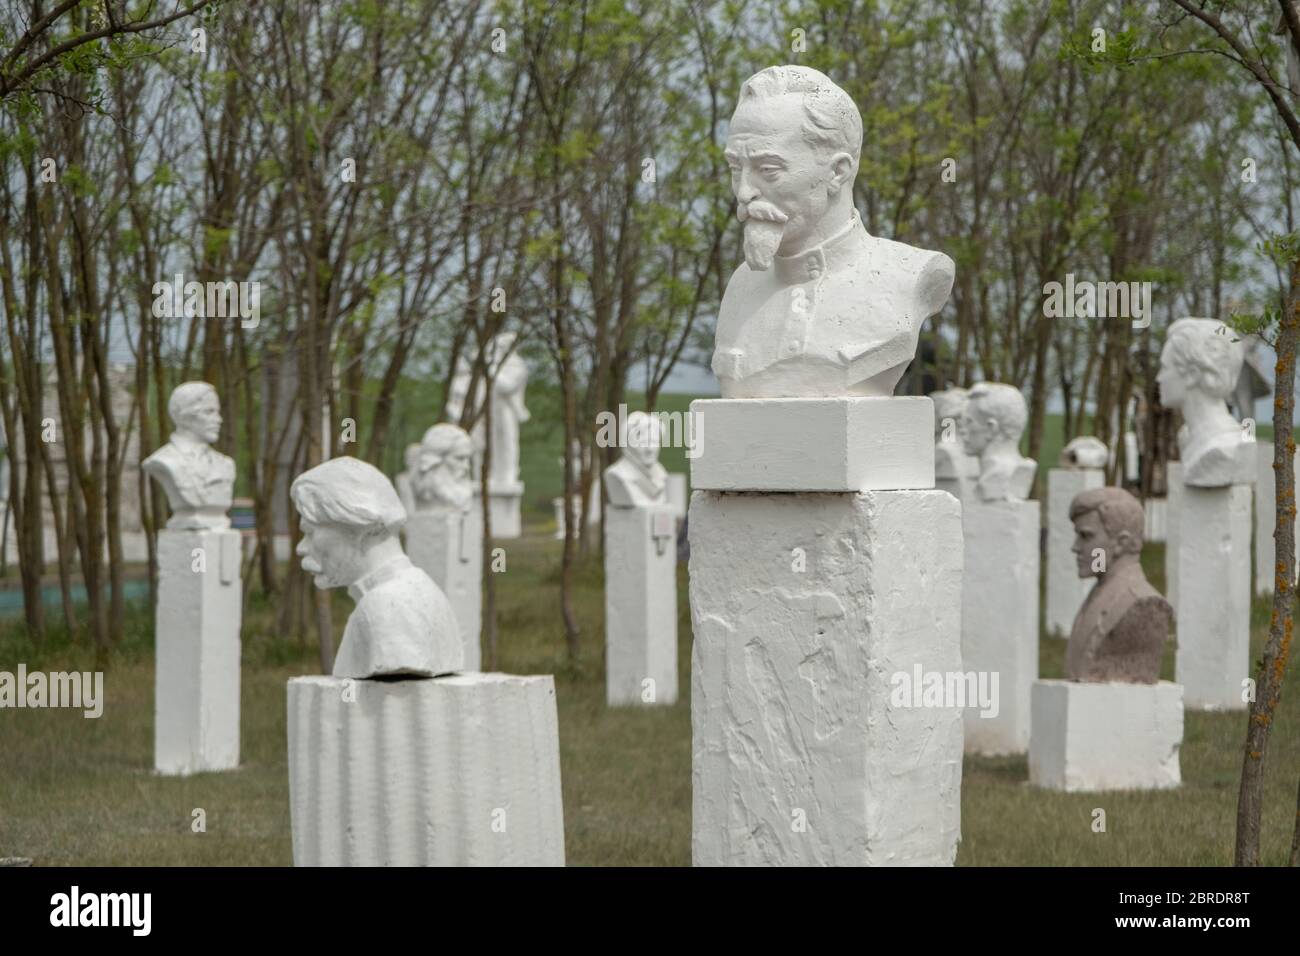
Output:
959 383 1036 501
291 456 462 679
1157 318 1253 488
932 387 978 489
712 65 955 399
605 412 668 508
412 424 474 513
142 381 235 530
1060 436 1109 470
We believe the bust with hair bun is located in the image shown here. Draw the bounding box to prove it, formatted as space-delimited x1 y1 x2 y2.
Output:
958 382 1037 501
1157 318 1254 488
142 381 236 530
291 456 462 679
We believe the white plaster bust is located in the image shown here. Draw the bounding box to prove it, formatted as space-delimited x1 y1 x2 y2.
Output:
1060 436 1109 470
142 381 235 530
1157 318 1254 488
605 412 668 509
412 424 474 513
291 456 462 679
712 65 955 399
932 387 978 486
959 382 1037 501
445 331 530 491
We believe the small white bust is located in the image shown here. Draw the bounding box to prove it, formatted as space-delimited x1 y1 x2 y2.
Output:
142 381 236 530
412 424 474 513
291 456 462 679
1060 436 1109 470
605 412 668 508
932 388 978 488
712 65 954 399
1157 318 1253 488
959 383 1037 502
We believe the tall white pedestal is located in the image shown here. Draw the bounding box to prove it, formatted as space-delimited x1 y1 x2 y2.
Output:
287 673 565 866
154 528 241 775
487 484 523 538
688 396 961 867
1176 484 1251 710
1029 680 1182 791
1166 462 1182 610
1045 468 1104 638
604 506 678 706
406 508 482 671
1253 440 1298 596
962 499 1039 754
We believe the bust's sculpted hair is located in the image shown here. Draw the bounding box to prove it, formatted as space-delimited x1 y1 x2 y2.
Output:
1164 318 1244 400
168 381 218 427
931 387 968 432
737 65 863 167
967 382 1027 442
625 410 661 449
1070 486 1145 548
291 456 407 535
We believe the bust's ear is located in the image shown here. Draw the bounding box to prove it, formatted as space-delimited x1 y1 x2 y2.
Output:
827 151 855 192
1115 529 1139 556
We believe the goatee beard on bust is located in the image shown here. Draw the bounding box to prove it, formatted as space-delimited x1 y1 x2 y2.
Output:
743 218 786 271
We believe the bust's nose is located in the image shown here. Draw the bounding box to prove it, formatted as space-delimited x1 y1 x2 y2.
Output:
735 171 761 205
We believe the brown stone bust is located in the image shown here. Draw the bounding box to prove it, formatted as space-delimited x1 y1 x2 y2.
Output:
1064 486 1172 683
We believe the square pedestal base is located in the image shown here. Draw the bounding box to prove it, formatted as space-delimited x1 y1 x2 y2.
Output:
488 487 523 538
962 499 1039 754
690 488 963 866
406 509 483 670
688 397 935 492
287 673 565 866
154 528 242 775
1029 680 1183 791
604 506 678 706
1176 484 1250 710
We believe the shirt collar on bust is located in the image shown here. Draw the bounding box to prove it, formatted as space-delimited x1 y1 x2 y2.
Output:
773 209 867 286
348 554 413 602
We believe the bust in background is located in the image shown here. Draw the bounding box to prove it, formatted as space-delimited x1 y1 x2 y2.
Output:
958 382 1036 502
412 424 475 514
1157 317 1253 488
1064 486 1171 683
605 412 668 509
142 381 235 531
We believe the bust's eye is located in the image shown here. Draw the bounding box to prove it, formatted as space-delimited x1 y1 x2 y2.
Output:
759 164 783 174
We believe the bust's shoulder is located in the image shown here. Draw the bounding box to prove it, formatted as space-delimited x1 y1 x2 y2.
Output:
855 235 954 313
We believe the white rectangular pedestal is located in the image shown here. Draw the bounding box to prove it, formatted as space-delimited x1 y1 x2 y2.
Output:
1176 484 1251 710
1046 468 1104 638
690 488 963 866
287 673 565 866
604 506 678 706
1166 463 1182 610
1253 440 1298 596
962 499 1039 754
487 488 522 538
688 397 934 492
154 529 241 775
666 473 688 519
1029 680 1182 791
406 509 482 671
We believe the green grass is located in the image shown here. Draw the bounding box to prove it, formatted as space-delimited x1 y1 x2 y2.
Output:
1 532 1296 866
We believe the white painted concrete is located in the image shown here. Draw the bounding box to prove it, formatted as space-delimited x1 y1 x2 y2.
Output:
604 506 678 706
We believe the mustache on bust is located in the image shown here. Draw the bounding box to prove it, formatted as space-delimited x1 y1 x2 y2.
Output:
737 200 789 224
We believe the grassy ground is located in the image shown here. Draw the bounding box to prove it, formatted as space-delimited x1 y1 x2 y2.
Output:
2 399 1297 865
1 529 1296 866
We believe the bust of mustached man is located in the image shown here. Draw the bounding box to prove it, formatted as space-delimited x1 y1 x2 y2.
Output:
712 65 955 399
